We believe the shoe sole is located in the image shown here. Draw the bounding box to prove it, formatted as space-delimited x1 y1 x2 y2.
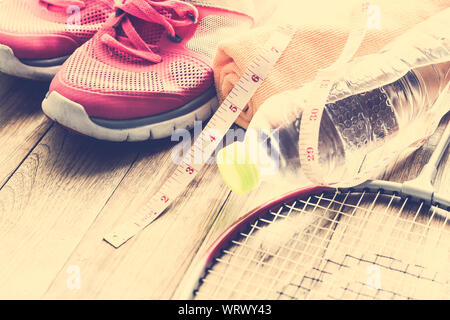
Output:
0 44 68 81
42 89 220 142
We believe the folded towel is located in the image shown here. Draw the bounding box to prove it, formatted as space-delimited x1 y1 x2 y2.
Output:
214 0 449 128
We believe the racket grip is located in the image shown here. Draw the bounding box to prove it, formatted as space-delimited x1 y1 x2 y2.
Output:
402 121 450 204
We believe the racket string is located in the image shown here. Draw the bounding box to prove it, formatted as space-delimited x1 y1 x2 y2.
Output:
225 202 294 299
234 195 310 298
292 190 395 299
208 193 330 299
207 206 270 298
197 193 333 299
307 190 397 299
387 203 449 298
306 195 449 299
265 191 349 300
256 190 349 299
199 191 344 299
196 190 450 299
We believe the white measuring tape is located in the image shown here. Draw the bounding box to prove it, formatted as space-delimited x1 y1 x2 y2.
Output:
104 25 295 248
299 1 372 187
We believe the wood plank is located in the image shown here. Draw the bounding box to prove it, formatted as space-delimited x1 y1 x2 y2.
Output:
0 125 140 299
0 74 52 186
43 141 231 299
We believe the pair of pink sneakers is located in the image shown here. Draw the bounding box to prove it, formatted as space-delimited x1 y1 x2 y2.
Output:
0 0 253 141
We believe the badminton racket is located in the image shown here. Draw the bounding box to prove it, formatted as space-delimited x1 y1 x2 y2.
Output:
180 118 450 300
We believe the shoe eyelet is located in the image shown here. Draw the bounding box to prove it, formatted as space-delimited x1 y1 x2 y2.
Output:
168 34 183 43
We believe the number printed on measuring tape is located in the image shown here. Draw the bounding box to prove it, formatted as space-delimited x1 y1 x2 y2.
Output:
298 0 389 187
103 26 295 248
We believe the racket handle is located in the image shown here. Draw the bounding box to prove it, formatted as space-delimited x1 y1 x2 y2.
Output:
401 121 450 203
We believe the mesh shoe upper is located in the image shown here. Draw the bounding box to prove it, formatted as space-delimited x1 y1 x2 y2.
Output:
49 0 253 119
0 0 114 59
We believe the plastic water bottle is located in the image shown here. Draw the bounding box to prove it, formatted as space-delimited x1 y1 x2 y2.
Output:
216 62 450 194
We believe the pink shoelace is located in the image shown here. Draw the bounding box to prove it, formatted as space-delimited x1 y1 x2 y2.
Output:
100 0 199 63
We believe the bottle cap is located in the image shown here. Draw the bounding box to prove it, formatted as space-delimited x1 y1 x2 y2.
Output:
216 142 261 194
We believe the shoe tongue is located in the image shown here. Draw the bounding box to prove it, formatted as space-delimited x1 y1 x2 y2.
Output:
128 17 166 45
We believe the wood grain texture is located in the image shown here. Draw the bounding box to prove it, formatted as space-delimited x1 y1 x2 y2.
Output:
0 74 52 187
43 142 231 299
0 126 139 299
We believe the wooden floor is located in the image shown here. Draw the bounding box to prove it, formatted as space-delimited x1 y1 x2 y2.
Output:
0 72 448 299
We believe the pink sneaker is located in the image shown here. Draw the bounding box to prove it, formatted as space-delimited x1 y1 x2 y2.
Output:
0 0 114 80
42 0 254 141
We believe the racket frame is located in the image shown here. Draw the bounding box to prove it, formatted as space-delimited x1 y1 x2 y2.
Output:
180 185 332 299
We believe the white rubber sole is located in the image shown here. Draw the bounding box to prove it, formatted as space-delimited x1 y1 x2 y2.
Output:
42 91 220 142
0 44 61 81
